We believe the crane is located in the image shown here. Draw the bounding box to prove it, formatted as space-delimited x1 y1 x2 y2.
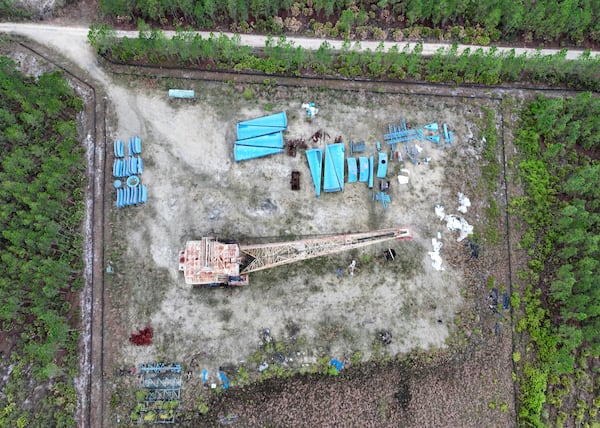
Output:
178 228 411 287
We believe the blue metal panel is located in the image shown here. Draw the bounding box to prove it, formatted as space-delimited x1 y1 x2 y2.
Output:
368 155 374 189
359 157 369 182
234 131 284 148
237 124 286 140
238 111 287 128
347 157 358 183
376 152 388 179
323 143 344 192
306 149 323 197
443 123 453 144
234 144 284 162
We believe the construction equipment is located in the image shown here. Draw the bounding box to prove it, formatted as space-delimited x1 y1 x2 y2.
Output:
178 228 411 287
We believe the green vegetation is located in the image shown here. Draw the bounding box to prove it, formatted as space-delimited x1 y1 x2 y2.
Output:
480 108 500 244
97 0 600 46
88 25 600 91
0 57 85 427
511 92 600 426
0 0 33 19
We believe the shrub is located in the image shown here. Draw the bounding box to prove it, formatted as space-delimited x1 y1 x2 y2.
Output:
129 326 154 346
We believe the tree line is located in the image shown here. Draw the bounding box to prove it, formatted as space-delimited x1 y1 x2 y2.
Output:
98 0 600 45
511 92 600 427
88 24 600 91
0 57 84 427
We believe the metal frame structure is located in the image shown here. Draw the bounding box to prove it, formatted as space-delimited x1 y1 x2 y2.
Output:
240 228 410 274
132 363 182 424
179 228 411 286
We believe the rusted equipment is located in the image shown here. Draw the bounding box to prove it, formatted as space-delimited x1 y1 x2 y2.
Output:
291 171 301 190
286 138 307 157
179 228 412 287
311 129 330 143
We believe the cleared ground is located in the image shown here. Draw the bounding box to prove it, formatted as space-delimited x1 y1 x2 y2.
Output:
100 75 503 415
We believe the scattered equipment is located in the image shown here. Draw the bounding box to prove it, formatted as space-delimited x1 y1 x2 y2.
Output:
301 102 318 120
179 228 412 287
290 171 301 190
349 139 366 155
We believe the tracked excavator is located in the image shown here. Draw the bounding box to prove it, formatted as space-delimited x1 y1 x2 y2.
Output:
178 228 411 287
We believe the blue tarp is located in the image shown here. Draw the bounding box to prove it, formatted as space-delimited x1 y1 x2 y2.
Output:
359 157 369 182
306 148 323 197
238 111 287 128
347 157 358 183
376 152 388 178
234 131 284 149
323 143 345 192
234 144 284 162
330 359 344 371
218 371 230 389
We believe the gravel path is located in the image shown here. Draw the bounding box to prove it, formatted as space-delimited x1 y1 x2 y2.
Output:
1 22 599 60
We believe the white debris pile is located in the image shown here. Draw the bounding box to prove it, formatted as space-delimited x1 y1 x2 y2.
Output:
397 168 410 184
428 237 444 271
301 102 318 119
435 204 474 242
458 192 471 213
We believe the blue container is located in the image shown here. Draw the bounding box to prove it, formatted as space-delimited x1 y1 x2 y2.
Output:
168 89 195 99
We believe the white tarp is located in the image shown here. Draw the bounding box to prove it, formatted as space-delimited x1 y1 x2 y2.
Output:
397 168 410 184
458 192 471 213
434 205 474 242
428 237 444 271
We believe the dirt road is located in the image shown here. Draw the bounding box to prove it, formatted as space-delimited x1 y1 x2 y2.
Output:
1 22 599 60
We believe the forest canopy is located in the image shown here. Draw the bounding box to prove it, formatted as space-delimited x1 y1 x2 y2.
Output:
0 56 85 427
98 0 600 45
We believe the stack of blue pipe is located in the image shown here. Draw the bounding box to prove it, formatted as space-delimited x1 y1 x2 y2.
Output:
113 136 147 208
129 136 142 154
116 185 148 208
114 140 125 157
112 156 144 177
